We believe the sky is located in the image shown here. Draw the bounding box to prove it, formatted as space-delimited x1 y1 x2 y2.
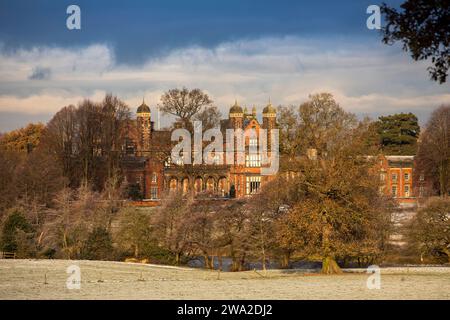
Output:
0 0 449 131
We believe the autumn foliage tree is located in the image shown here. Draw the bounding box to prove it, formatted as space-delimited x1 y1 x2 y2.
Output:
0 123 44 153
0 90 429 270
0 124 66 211
263 93 393 273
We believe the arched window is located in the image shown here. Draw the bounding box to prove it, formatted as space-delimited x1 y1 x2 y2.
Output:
194 177 203 194
169 178 177 192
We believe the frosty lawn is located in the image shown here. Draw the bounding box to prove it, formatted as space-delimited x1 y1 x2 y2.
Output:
0 260 449 299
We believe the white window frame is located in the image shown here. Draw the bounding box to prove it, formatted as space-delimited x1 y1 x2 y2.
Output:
150 186 158 199
246 176 261 195
391 173 398 182
392 185 397 197
245 154 261 167
249 138 258 147
404 185 410 197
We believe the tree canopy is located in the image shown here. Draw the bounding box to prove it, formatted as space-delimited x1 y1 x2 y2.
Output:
266 93 393 273
0 123 44 153
376 112 420 155
381 0 450 83
415 105 450 196
159 87 213 131
408 197 450 263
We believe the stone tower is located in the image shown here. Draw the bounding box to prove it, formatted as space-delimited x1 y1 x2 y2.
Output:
136 99 151 151
229 100 244 166
262 99 277 151
229 100 243 129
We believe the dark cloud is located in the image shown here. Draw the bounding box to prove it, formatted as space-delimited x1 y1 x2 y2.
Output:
0 0 392 65
28 66 51 80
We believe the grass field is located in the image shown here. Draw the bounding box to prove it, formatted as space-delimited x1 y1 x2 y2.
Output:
0 259 449 299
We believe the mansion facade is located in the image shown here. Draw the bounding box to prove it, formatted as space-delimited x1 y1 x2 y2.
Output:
121 99 418 206
377 155 416 207
122 100 277 202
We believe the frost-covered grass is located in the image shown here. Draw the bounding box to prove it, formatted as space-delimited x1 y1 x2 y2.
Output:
0 259 449 299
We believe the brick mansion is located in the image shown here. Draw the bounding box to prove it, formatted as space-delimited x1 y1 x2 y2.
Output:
121 100 418 206
122 100 277 201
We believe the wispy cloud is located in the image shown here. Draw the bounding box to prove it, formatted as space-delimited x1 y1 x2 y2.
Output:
0 36 448 130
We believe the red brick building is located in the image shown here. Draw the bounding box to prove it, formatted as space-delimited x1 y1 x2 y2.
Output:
377 155 416 206
122 100 278 201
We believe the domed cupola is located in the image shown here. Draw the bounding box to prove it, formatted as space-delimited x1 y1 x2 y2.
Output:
229 100 243 117
137 98 151 114
263 99 276 117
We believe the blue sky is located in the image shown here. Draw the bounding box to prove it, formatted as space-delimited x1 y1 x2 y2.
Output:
0 0 385 63
0 0 448 131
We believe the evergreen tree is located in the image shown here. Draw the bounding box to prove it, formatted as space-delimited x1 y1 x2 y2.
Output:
377 113 420 155
1 209 33 253
81 227 114 260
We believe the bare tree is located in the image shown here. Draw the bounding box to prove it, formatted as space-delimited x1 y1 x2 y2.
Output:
0 148 22 213
159 87 213 131
42 186 100 259
407 197 450 263
214 200 249 271
100 94 131 180
298 93 358 157
152 192 194 265
415 105 450 197
15 146 67 207
41 105 78 187
42 94 131 190
193 105 222 133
